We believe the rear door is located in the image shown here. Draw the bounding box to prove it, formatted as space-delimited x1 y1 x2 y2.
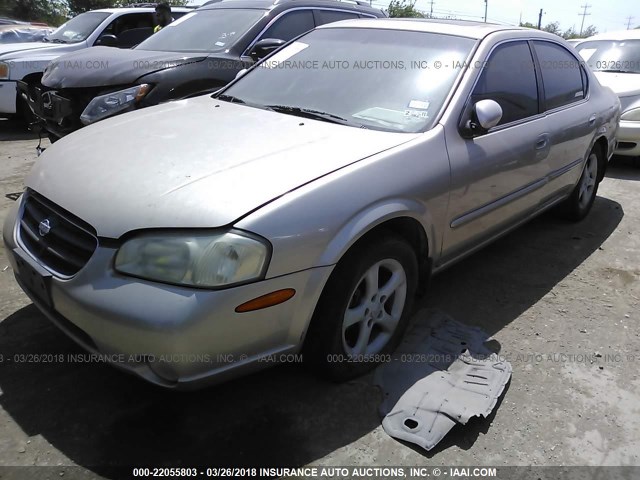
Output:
530 40 594 198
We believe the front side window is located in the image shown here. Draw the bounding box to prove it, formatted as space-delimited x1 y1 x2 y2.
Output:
101 13 154 36
262 10 315 41
136 9 265 53
471 41 539 126
221 28 476 133
45 12 111 43
533 41 585 110
577 39 640 74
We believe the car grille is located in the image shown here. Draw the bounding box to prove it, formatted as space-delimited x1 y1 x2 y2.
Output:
18 192 98 277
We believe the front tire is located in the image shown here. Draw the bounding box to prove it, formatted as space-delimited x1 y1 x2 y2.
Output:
556 147 601 221
304 233 418 381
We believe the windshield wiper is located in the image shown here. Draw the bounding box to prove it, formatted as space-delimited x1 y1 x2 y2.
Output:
215 93 246 104
264 105 363 127
597 69 638 74
48 38 68 44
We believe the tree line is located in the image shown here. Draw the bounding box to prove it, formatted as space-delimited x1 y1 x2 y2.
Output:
0 0 187 26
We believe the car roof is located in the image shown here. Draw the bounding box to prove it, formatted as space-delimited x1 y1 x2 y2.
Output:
200 0 383 15
582 29 640 41
321 18 560 39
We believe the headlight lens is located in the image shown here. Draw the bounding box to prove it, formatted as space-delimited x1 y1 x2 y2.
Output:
621 107 640 122
0 61 10 80
80 84 151 125
114 231 270 288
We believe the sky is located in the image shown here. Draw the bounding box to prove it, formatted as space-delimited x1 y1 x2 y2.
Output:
186 0 636 35
406 0 635 34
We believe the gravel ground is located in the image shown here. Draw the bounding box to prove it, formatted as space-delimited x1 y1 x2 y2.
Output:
0 118 639 479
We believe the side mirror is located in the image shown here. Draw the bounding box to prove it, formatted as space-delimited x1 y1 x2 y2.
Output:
460 99 503 138
235 68 248 80
249 38 286 61
95 34 118 47
475 99 503 130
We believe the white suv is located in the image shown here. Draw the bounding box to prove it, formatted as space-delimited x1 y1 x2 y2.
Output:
0 6 191 122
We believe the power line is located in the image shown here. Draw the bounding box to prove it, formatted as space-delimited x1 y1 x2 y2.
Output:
427 0 434 17
626 16 634 30
578 3 591 36
537 8 544 29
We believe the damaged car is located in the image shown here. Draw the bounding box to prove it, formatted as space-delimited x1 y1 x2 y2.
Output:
21 0 385 140
3 19 619 389
0 6 191 123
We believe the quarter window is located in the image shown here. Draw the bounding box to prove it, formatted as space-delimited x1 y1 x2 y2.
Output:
533 41 585 110
471 41 539 126
262 10 315 41
314 10 360 26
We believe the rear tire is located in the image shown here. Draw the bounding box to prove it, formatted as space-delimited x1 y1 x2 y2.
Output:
556 147 601 221
303 233 418 381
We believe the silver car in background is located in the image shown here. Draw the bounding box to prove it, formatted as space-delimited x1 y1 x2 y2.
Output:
3 19 620 389
576 30 640 156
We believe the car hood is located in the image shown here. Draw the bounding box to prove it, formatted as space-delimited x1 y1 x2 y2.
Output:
0 42 60 59
593 71 640 97
42 47 207 88
26 96 416 238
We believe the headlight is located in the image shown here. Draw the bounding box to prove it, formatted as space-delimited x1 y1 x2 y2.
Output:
80 84 151 125
114 231 270 288
0 61 10 80
620 107 640 122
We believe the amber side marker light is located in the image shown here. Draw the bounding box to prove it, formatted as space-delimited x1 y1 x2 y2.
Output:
235 288 296 313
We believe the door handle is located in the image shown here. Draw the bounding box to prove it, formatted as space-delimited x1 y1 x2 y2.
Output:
588 114 597 125
535 138 548 150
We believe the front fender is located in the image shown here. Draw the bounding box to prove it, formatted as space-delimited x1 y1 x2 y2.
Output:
316 199 434 268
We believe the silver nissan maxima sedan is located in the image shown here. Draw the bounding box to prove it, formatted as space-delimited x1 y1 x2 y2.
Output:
3 19 619 389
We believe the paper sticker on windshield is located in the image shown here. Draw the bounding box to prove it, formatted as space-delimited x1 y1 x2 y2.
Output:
262 42 309 68
404 109 429 119
215 41 225 47
408 100 430 110
168 12 197 27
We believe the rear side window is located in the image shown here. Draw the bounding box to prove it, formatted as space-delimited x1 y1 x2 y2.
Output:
533 41 585 110
262 10 315 41
471 41 539 126
314 9 360 26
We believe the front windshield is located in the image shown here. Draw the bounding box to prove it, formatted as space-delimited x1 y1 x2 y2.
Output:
221 28 476 133
45 12 110 43
136 9 265 53
577 40 640 73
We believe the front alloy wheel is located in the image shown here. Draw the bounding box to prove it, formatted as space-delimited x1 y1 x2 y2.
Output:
342 259 407 357
304 233 418 380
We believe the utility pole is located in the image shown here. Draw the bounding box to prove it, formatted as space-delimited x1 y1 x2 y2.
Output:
484 0 488 22
626 16 634 30
537 8 544 29
428 0 435 17
578 4 591 36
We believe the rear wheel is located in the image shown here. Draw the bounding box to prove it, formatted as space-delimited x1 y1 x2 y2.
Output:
556 147 601 221
304 233 418 380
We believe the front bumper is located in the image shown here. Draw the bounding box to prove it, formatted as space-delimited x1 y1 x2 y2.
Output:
2 197 332 389
0 80 17 115
614 120 640 156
